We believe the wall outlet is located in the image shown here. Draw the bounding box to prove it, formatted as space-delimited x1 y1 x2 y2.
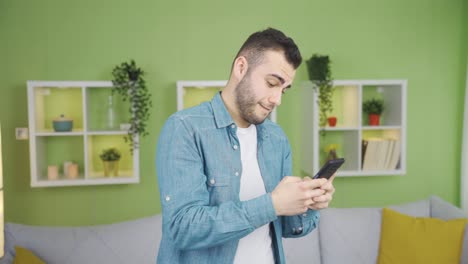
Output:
15 128 29 140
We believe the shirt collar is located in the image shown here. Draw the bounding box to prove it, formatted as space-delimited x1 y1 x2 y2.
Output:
210 92 268 137
211 92 235 128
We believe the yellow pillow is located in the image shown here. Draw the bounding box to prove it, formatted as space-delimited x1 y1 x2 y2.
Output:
377 208 467 264
13 246 45 264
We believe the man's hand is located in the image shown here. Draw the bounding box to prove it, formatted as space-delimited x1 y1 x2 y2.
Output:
271 176 328 216
303 175 336 210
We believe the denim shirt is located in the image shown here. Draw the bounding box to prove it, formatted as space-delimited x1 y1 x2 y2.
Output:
156 92 320 264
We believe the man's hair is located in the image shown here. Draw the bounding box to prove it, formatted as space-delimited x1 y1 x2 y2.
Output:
234 27 302 70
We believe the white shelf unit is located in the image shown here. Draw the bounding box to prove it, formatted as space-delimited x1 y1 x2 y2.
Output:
176 80 277 122
27 81 140 187
302 80 407 177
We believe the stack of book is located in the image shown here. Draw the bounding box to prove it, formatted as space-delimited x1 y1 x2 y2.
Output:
362 138 400 171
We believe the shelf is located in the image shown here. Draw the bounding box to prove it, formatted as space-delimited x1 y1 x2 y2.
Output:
319 127 360 131
335 170 405 177
32 176 138 187
301 80 406 177
87 130 129 135
362 126 402 130
27 81 140 187
36 131 85 136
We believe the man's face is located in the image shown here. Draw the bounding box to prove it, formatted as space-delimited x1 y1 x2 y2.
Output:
235 50 296 125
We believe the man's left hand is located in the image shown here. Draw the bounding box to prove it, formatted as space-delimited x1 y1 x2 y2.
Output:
302 176 335 210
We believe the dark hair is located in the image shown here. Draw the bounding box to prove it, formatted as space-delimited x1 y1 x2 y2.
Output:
235 27 302 70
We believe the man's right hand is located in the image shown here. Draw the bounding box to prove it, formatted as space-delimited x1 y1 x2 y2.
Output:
271 176 327 216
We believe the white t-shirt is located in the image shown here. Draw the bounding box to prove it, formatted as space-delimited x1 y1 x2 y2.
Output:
233 124 275 264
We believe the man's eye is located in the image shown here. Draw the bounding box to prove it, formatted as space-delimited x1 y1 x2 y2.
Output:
267 82 275 87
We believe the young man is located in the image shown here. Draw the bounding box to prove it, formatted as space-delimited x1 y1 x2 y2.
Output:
156 28 335 264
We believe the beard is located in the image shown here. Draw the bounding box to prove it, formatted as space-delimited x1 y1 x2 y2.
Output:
235 74 271 125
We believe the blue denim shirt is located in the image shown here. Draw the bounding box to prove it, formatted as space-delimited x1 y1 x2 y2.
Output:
156 92 320 264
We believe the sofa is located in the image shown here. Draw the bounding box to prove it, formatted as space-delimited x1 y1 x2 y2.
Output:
1 195 467 264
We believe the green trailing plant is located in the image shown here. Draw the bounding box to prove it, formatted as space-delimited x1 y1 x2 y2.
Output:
363 98 384 115
99 148 121 161
306 54 334 127
112 60 152 152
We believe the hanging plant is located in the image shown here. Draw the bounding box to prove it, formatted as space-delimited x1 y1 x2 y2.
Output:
111 60 152 152
306 54 334 128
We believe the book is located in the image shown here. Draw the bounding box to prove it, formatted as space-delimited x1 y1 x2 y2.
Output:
387 139 401 170
362 140 368 168
362 138 382 170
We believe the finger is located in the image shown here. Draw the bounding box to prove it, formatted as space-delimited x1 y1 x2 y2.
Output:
320 181 335 192
304 198 315 207
312 202 329 210
299 178 327 190
302 176 312 181
313 192 333 203
320 179 336 192
303 189 325 200
329 174 336 183
308 203 325 210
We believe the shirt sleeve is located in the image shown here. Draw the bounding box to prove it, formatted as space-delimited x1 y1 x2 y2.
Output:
156 116 277 250
279 136 321 238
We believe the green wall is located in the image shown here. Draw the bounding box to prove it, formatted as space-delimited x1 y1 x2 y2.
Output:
0 0 467 226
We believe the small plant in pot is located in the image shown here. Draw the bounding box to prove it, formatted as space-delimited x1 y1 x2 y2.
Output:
306 54 335 128
100 148 121 177
363 98 384 126
112 60 152 153
324 144 340 162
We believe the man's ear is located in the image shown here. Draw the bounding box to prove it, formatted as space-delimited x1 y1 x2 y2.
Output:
232 56 249 80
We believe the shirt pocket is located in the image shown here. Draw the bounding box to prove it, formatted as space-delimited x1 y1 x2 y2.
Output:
206 176 232 205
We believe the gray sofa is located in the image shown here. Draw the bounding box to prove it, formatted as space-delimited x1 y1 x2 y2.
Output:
2 195 467 264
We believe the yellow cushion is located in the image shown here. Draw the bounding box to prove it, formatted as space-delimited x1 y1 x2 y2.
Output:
377 208 467 264
13 246 45 264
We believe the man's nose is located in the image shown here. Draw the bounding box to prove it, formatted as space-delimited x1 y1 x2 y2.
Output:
268 89 282 106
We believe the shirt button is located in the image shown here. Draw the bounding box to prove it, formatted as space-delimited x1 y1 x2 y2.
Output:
233 145 238 150
165 196 171 202
302 213 307 217
235 172 239 176
231 124 235 128
210 179 215 185
296 227 303 234
293 226 303 235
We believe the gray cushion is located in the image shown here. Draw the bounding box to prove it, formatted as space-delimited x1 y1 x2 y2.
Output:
283 228 321 264
2 214 162 264
430 195 468 220
319 199 429 264
388 198 430 217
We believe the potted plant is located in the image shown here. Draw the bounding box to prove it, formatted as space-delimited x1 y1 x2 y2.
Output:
100 147 121 176
363 98 384 125
112 60 152 152
324 144 339 162
306 54 335 128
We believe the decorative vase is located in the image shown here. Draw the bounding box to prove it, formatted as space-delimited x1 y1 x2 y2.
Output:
369 114 380 126
103 160 119 177
327 117 337 127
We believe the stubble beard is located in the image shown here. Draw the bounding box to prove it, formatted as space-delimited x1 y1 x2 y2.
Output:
235 74 268 125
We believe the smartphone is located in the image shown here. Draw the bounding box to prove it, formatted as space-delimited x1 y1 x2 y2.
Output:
313 158 345 179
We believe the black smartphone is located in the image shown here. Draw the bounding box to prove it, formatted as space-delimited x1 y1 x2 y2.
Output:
313 158 345 179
